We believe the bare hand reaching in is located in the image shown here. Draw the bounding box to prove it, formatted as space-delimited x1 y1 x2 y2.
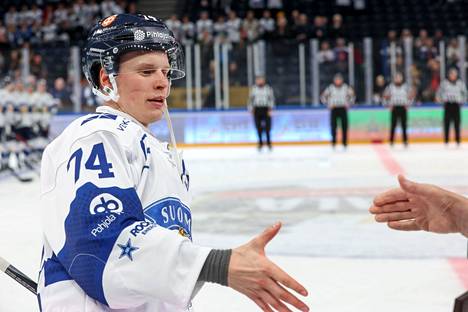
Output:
228 222 309 312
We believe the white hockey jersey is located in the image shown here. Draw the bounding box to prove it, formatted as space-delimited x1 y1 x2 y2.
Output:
38 106 211 311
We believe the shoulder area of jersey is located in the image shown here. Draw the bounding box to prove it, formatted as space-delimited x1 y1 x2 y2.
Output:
66 110 143 139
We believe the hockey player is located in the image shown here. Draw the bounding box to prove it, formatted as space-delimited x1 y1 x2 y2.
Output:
383 72 415 147
320 73 355 148
37 14 309 312
436 67 467 145
34 79 56 139
248 75 275 151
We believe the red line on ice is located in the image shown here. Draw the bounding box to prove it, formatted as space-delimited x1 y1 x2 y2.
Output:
373 144 405 176
448 258 468 289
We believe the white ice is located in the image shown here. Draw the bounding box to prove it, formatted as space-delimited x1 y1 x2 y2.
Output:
0 143 466 311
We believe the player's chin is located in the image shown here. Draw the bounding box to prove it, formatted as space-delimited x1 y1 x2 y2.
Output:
148 108 164 123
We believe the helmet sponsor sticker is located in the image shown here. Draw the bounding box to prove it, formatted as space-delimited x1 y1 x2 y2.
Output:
101 15 117 27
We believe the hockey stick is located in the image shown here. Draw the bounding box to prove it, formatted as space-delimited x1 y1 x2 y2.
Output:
8 167 34 183
0 256 37 295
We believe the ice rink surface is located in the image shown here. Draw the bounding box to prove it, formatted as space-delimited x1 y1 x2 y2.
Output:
0 143 467 311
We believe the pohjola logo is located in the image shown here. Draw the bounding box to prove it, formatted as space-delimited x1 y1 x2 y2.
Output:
91 214 117 237
144 197 192 240
90 193 124 237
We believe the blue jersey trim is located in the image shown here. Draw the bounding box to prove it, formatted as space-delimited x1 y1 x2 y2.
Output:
57 182 144 306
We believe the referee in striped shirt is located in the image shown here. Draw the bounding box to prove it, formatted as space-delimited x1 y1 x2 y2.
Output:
248 76 275 151
321 73 355 148
436 68 467 145
383 72 415 147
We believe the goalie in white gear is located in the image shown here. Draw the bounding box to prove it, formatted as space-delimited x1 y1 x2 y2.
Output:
38 13 309 312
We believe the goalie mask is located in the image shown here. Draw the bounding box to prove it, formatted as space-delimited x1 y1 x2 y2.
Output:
82 13 185 102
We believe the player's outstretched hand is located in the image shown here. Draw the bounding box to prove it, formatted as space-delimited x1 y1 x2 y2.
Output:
228 222 309 312
369 175 462 234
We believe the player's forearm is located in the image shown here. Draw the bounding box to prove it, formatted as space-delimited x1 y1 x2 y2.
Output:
450 194 468 237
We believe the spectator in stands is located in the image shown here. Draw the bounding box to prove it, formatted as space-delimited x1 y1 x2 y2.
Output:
334 37 348 73
41 18 58 43
88 0 102 20
414 29 429 50
433 29 444 47
421 59 440 102
166 14 182 41
81 77 101 110
318 40 335 63
30 4 43 26
196 11 213 43
272 14 291 46
54 3 69 25
180 15 195 44
446 38 460 69
329 14 345 39
242 10 259 43
16 22 34 47
318 40 336 86
380 30 402 80
213 15 228 43
311 15 327 40
373 75 386 105
7 50 20 76
226 10 242 45
416 37 438 65
0 21 8 49
294 14 311 44
51 77 72 109
259 10 275 40
290 9 301 28
229 61 245 86
30 53 47 80
43 4 54 25
400 28 412 42
4 6 18 28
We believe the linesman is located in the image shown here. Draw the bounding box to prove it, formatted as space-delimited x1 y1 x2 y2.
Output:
383 72 414 146
321 73 355 148
436 68 466 145
248 76 275 151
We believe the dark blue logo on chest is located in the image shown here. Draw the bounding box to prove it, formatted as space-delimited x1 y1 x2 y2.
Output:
143 197 192 240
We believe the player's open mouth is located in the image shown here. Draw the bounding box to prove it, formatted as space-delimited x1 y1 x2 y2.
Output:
147 97 165 108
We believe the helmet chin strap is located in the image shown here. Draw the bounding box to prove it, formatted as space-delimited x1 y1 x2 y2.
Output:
93 73 120 102
162 80 183 178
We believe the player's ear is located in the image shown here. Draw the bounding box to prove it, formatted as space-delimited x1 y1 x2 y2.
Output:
99 68 112 93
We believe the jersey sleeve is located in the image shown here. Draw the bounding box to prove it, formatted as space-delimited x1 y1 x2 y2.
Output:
40 129 210 309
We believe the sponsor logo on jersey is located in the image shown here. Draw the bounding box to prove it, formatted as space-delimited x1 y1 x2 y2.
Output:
101 15 117 27
130 220 156 237
91 214 117 237
117 118 130 131
89 193 124 236
90 193 123 215
144 197 192 240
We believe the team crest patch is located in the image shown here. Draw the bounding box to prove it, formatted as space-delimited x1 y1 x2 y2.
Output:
101 15 117 27
144 197 192 240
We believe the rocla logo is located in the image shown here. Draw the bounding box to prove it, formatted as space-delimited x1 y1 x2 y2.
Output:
90 193 123 215
134 30 145 41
